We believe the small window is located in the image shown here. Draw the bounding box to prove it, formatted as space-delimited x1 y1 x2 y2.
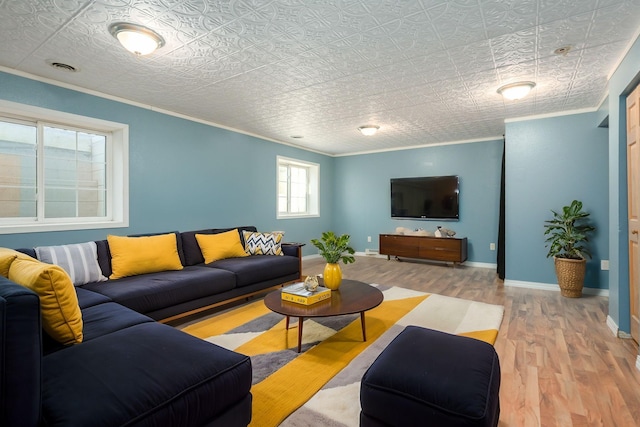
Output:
0 100 128 234
277 156 319 218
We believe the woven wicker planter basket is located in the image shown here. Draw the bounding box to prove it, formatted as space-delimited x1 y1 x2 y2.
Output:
554 257 586 298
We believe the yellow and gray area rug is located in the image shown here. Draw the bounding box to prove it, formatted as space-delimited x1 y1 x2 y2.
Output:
181 284 504 427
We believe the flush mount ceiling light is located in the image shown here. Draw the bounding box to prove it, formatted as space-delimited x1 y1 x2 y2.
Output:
497 81 536 100
358 125 380 136
108 22 165 56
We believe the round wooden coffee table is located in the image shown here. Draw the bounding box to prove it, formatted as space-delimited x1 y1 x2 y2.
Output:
264 279 384 352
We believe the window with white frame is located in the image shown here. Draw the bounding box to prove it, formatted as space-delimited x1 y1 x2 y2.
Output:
277 156 319 218
0 100 128 233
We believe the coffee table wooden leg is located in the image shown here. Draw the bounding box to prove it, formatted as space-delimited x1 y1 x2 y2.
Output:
297 317 304 353
285 315 290 330
361 311 367 341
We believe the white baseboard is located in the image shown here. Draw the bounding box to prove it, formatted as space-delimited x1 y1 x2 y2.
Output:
351 253 496 268
576 286 609 297
606 315 620 337
504 279 609 297
304 253 388 260
618 330 633 339
464 261 497 269
608 318 640 371
355 251 386 258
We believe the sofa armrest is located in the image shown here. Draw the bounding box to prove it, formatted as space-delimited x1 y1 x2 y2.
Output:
0 276 41 427
282 243 305 280
281 242 305 258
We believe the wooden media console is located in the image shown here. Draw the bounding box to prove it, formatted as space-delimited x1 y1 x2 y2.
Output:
379 234 468 265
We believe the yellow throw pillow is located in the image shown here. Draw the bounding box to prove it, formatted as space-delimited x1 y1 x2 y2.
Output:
0 247 35 277
196 229 249 263
108 233 183 280
8 257 83 345
0 249 18 277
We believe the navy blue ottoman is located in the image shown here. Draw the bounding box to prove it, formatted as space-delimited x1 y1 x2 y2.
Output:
360 326 500 427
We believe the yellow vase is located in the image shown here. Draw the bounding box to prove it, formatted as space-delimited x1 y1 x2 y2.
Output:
323 263 342 290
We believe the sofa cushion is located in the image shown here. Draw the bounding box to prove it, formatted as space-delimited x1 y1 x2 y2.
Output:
181 228 215 266
35 241 108 286
81 302 154 341
82 266 237 315
41 322 252 427
8 257 83 345
40 288 113 355
42 301 154 356
181 226 257 266
75 287 111 309
210 254 300 287
196 230 249 263
95 239 112 277
108 233 183 279
243 230 284 256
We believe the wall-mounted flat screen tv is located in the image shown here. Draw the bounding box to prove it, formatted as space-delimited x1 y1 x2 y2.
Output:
391 175 459 220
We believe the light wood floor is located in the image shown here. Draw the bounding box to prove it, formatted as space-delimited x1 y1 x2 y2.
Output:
302 256 640 427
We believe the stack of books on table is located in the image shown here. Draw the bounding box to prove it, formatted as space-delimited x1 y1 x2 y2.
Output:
281 283 331 305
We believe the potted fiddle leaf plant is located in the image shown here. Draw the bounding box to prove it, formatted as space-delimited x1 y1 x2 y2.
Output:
310 231 355 290
543 200 595 297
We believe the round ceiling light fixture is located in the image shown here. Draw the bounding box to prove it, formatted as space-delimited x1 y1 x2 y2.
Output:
108 22 165 56
497 81 536 100
358 125 380 136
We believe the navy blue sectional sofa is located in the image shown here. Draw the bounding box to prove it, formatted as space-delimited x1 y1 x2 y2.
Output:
0 226 302 426
19 226 302 323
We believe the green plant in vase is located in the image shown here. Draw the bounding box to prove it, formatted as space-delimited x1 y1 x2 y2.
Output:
543 200 595 297
310 231 355 290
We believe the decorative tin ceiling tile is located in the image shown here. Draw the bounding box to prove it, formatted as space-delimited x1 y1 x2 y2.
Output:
0 0 638 155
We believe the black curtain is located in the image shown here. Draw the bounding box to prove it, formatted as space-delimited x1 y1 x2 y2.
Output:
497 136 506 279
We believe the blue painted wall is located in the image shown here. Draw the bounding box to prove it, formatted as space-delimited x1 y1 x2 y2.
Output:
0 71 333 255
505 112 609 289
607 33 640 331
2 27 639 334
333 140 504 264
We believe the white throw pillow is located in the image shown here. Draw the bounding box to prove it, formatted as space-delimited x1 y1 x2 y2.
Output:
35 241 107 286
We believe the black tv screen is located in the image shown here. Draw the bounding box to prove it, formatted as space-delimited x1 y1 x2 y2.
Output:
391 176 459 220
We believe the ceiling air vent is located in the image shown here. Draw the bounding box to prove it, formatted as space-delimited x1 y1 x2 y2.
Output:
47 61 78 72
553 45 572 56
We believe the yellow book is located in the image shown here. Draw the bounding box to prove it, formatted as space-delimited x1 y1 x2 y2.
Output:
281 283 331 305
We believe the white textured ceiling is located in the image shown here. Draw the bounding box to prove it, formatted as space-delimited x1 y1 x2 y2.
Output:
1 1 639 156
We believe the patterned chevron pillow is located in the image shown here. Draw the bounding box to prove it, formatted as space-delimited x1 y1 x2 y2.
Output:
243 231 284 256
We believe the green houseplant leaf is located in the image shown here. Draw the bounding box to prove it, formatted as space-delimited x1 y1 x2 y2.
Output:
543 200 595 260
310 231 356 264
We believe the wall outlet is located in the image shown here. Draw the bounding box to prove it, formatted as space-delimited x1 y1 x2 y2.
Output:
489 243 496 251
367 236 372 242
601 260 610 270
